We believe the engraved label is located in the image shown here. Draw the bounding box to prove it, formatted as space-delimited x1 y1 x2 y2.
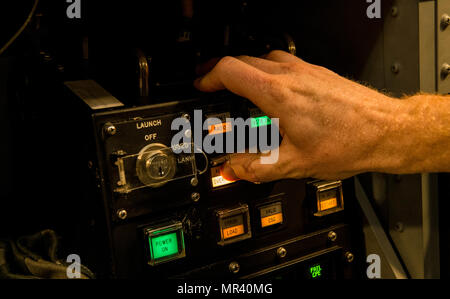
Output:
260 203 282 218
136 119 162 130
177 156 194 164
223 225 244 239
144 133 158 141
223 215 243 228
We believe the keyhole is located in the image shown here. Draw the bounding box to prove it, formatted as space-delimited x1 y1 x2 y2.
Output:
159 166 165 177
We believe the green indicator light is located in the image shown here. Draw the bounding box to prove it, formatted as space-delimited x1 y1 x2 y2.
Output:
251 116 272 128
150 232 179 260
309 264 322 278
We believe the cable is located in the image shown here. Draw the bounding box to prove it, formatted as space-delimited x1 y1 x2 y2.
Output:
0 0 39 56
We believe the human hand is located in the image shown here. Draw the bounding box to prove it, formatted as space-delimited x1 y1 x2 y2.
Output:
194 50 406 182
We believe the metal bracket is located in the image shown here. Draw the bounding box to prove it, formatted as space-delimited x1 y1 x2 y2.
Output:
355 176 408 279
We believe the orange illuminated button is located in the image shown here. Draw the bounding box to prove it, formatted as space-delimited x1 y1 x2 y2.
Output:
223 224 245 239
211 165 236 188
208 122 232 135
261 213 283 228
221 214 245 240
317 188 340 212
310 180 344 217
319 197 338 211
216 204 252 246
212 175 234 188
259 202 283 228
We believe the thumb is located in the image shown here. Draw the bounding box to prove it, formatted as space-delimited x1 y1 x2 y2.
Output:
220 150 286 183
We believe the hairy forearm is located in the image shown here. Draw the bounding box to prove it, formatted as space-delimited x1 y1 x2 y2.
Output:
195 51 450 181
370 94 450 174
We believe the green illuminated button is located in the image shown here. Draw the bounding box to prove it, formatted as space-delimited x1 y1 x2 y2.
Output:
251 116 272 128
145 222 185 266
151 232 179 259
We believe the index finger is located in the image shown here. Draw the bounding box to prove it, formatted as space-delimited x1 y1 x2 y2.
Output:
194 56 284 117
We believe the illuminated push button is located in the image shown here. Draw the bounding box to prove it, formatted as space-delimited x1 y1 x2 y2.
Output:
216 204 252 246
310 180 344 217
211 165 236 188
205 112 232 135
251 116 272 128
259 202 283 228
208 122 232 135
145 222 185 266
249 107 272 128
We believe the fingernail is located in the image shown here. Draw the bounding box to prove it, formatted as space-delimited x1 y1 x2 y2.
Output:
220 161 239 181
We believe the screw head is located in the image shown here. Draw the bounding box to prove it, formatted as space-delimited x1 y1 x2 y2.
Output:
117 209 127 220
277 247 287 258
328 231 338 242
394 222 404 232
441 63 450 78
185 129 192 138
190 177 199 187
191 192 200 202
441 14 450 29
104 123 116 136
391 6 398 17
345 252 354 263
182 113 190 121
391 63 400 74
229 261 240 274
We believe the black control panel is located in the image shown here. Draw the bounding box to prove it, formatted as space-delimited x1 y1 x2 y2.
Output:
69 86 365 279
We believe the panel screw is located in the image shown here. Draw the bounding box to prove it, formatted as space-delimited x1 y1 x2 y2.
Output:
229 261 240 274
185 129 192 138
117 209 127 220
190 177 199 187
182 113 190 120
104 123 116 136
345 252 354 263
277 247 287 258
391 6 398 17
441 14 450 29
391 63 400 74
191 192 200 202
394 222 404 232
441 63 450 78
328 231 337 242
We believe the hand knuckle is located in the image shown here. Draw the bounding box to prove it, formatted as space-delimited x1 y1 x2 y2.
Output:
280 62 297 73
267 49 286 58
216 56 237 69
265 76 288 101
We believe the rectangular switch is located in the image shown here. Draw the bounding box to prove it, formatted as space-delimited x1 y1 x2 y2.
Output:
144 221 185 266
259 202 283 228
216 204 252 246
308 180 344 217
